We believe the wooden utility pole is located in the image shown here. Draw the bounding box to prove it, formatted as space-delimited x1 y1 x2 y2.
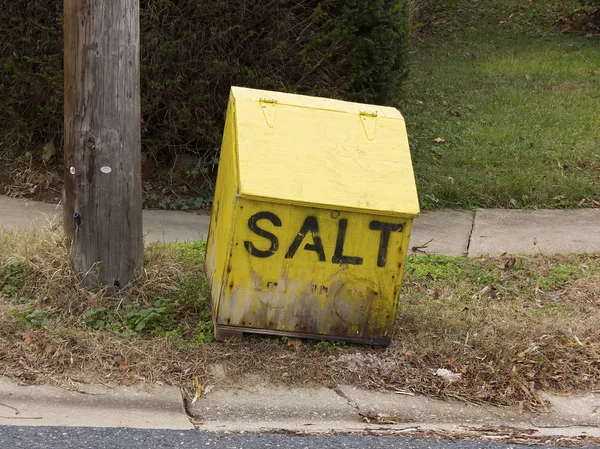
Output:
64 0 143 292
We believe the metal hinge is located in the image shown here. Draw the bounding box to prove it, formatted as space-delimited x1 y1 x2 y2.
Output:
360 110 378 141
260 97 278 128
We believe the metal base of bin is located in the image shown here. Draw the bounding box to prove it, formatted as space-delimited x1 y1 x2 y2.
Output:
214 325 391 347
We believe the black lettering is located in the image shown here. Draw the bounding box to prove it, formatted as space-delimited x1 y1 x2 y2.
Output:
285 216 326 261
369 221 403 267
332 219 363 265
244 212 281 258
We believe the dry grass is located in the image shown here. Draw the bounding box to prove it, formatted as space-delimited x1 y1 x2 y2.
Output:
346 255 600 407
0 228 599 408
0 226 204 315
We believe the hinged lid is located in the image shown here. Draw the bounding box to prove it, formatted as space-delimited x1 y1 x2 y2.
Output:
230 87 420 218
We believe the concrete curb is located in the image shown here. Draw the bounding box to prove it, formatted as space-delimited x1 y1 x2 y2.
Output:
0 376 192 430
1 375 599 438
190 384 600 438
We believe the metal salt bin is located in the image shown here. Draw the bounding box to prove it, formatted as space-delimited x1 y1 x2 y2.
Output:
205 87 419 345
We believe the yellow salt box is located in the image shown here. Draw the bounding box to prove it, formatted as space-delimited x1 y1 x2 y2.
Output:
205 87 419 345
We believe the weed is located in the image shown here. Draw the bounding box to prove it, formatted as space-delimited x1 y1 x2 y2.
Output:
82 307 110 330
83 299 178 334
193 320 215 344
54 327 78 338
170 241 206 265
0 260 25 296
11 307 56 328
313 340 348 350
123 298 177 333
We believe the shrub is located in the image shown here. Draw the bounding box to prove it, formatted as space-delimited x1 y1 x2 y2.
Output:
340 0 412 105
0 0 411 172
0 2 63 157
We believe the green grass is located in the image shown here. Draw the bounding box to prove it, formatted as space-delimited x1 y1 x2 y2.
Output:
404 253 600 297
400 0 600 209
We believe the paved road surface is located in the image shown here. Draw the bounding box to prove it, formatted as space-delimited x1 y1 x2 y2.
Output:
0 426 579 449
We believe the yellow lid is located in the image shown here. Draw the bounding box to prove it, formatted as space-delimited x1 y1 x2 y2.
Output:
231 87 420 218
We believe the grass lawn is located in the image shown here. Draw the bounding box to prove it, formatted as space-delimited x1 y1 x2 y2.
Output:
399 0 600 209
1 229 599 408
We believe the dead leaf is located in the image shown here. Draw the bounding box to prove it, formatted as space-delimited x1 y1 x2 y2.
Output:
525 74 531 80
434 137 446 144
119 361 129 372
515 346 537 359
412 238 433 253
23 334 32 346
42 140 56 163
287 338 303 349
497 257 516 270
192 376 203 404
360 411 411 424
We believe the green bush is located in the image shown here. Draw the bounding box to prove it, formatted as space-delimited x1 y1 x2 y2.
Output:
0 2 63 156
0 0 411 171
340 0 412 105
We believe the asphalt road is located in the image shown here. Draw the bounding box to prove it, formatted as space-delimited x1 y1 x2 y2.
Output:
0 426 585 449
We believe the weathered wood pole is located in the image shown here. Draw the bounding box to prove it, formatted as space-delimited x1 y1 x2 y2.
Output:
64 0 143 292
